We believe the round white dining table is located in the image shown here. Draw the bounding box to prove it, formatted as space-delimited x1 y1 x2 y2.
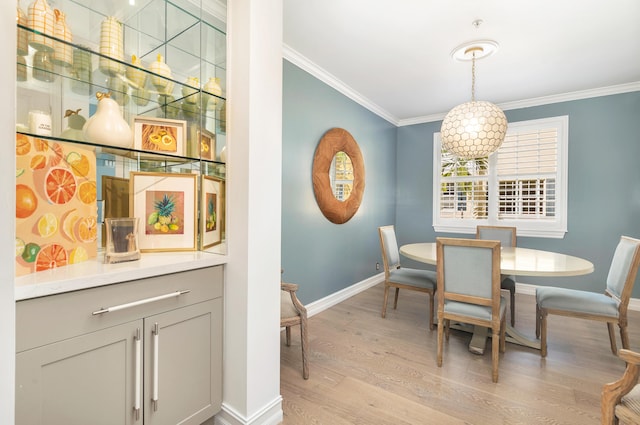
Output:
399 242 595 352
400 243 594 277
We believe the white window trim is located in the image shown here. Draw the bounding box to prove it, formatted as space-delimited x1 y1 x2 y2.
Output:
433 116 568 238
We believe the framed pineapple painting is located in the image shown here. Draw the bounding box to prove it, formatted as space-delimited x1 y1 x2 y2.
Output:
201 175 223 249
130 172 197 251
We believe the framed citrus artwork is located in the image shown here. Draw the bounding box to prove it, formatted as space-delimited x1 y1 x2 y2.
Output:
130 172 197 251
15 134 97 276
201 175 223 249
133 116 187 156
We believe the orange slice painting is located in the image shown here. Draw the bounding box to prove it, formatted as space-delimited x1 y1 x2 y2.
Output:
35 243 68 272
45 167 77 204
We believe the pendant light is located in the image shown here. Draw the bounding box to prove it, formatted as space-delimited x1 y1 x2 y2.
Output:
441 40 507 159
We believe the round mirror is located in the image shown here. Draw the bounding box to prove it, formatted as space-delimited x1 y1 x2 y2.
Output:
330 151 354 201
312 128 365 224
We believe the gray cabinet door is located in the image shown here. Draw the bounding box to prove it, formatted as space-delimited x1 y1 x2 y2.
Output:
144 299 222 425
16 320 143 425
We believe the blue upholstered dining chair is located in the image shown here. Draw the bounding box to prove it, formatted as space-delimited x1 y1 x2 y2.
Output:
436 237 506 383
378 225 437 329
476 225 517 326
536 235 640 358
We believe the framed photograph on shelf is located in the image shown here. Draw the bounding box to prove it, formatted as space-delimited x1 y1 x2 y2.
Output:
197 128 216 160
130 172 197 251
201 175 223 249
133 116 187 156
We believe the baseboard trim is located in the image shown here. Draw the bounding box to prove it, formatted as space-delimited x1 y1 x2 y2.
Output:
215 396 283 425
516 282 640 311
306 273 384 318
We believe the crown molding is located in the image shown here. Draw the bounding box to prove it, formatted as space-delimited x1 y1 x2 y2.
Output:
397 82 640 126
282 45 640 128
282 44 399 125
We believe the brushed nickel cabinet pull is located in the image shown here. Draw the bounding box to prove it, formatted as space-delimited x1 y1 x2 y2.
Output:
92 290 191 315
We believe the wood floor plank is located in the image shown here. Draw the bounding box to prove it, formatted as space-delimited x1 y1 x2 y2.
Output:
281 283 637 424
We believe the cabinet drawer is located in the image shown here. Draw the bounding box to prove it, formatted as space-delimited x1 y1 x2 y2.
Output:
17 266 223 352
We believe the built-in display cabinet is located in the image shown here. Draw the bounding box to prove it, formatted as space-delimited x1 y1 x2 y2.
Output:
15 0 227 283
14 1 227 423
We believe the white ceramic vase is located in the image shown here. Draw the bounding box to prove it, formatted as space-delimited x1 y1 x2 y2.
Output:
83 92 132 148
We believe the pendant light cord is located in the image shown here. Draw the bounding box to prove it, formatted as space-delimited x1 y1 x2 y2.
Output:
471 51 476 102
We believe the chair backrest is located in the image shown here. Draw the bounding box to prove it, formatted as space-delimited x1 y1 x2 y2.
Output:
436 237 502 319
605 236 640 307
378 225 400 275
476 225 516 248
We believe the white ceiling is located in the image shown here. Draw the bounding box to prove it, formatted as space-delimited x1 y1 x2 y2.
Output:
283 0 640 125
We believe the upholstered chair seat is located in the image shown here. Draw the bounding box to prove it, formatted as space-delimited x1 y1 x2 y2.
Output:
536 236 640 358
379 225 437 329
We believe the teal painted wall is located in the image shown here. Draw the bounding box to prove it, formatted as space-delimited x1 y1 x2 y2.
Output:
396 92 640 295
281 61 397 303
283 59 640 301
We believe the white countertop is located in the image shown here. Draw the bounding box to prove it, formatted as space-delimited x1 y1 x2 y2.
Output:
15 248 228 301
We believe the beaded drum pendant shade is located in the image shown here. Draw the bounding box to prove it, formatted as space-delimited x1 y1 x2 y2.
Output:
441 43 507 159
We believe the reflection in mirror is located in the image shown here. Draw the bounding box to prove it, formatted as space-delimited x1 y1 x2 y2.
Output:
330 151 354 201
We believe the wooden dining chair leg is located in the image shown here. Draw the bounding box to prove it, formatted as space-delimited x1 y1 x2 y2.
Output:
427 292 434 330
381 285 390 318
492 327 500 383
509 288 516 327
607 322 618 354
621 324 631 350
437 320 444 367
393 287 400 309
300 320 309 380
500 315 506 353
540 310 548 357
535 304 541 339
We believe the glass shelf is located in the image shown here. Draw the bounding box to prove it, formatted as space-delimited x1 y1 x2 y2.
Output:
15 0 227 283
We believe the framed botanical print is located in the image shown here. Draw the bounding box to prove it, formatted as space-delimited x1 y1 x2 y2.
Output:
130 172 197 251
200 175 223 248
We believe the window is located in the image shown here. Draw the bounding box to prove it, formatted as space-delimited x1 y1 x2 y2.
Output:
433 116 568 238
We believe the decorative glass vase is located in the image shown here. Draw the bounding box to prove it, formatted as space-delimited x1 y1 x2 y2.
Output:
27 0 55 52
99 16 125 76
52 9 72 68
104 218 141 264
83 92 132 148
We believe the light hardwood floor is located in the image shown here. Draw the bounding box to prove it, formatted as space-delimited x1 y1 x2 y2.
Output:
280 283 640 424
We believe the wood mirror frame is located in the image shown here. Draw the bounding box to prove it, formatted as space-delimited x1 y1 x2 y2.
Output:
312 128 365 224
